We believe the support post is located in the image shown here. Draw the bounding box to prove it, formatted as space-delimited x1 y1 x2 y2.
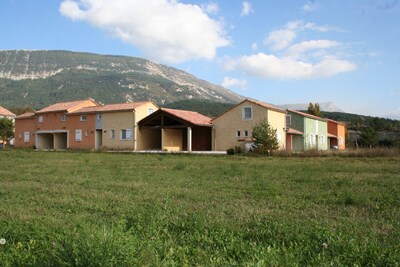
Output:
187 127 192 152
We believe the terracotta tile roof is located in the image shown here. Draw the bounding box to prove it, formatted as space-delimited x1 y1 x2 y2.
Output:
287 128 303 135
161 108 212 126
287 109 328 122
15 112 35 119
0 106 15 117
70 101 153 114
36 99 97 114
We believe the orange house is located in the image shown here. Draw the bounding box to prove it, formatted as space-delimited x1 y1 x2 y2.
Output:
14 112 36 148
327 119 346 150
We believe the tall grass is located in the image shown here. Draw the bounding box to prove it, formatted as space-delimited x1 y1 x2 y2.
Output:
0 150 399 266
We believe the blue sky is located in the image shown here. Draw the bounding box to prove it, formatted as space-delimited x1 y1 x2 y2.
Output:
1 0 399 119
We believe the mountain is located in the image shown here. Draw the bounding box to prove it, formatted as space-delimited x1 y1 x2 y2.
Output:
162 99 235 118
0 50 243 109
279 102 344 112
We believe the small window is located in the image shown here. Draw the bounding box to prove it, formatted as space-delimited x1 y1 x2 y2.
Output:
110 129 115 139
38 116 43 123
339 137 344 145
321 135 325 145
242 106 252 120
277 131 282 144
244 130 249 138
80 115 87 121
120 129 132 140
148 108 154 115
19 133 22 139
85 130 89 137
75 129 82 141
24 131 30 142
310 134 315 145
236 130 241 138
96 114 102 120
61 114 67 121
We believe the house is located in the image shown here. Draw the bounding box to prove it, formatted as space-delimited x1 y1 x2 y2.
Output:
286 110 328 151
0 105 16 146
69 101 158 150
211 99 287 151
13 99 159 150
327 119 346 149
138 108 212 151
14 112 36 148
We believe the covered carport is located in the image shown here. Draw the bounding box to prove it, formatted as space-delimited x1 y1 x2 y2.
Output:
36 131 68 150
138 108 212 152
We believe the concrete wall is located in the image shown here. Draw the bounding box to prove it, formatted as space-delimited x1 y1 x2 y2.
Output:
212 100 286 151
14 118 36 148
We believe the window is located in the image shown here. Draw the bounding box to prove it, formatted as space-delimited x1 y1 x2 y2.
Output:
110 129 115 139
339 137 344 145
120 129 132 140
80 115 87 121
24 131 30 143
75 129 82 141
244 130 249 138
321 135 325 145
242 106 252 120
85 130 89 137
61 114 67 121
38 116 43 123
96 114 102 120
277 131 282 144
148 108 155 115
285 115 292 126
236 130 241 138
310 133 315 145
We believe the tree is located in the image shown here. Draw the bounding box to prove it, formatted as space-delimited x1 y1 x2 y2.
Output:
359 127 379 148
307 102 322 117
251 119 280 155
0 117 14 147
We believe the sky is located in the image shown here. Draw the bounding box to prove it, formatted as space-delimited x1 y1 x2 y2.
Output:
1 0 399 119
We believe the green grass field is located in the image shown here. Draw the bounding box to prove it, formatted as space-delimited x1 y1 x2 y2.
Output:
0 150 399 266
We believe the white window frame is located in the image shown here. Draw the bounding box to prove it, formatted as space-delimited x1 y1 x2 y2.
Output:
244 130 249 138
310 133 315 145
120 129 132 140
75 129 82 142
38 115 43 123
339 137 344 145
110 129 115 140
321 135 325 145
80 115 87 121
236 130 241 138
85 130 89 137
24 131 30 143
242 106 252 120
61 114 67 122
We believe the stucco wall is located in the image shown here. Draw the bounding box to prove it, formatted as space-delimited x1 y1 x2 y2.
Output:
338 124 346 150
304 118 328 150
14 118 36 148
67 114 96 149
212 100 286 151
163 128 183 151
102 111 135 150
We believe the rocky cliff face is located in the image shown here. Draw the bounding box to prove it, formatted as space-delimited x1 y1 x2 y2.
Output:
0 50 242 108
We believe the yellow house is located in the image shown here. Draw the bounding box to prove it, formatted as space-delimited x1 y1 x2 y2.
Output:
212 99 287 151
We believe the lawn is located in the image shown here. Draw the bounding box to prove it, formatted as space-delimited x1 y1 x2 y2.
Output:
0 150 399 266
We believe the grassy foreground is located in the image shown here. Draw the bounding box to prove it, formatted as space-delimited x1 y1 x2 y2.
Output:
0 150 399 266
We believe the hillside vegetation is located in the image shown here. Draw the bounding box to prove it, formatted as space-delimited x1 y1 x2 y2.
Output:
0 50 242 108
0 150 399 265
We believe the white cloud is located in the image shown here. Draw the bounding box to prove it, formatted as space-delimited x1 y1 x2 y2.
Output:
222 77 248 89
302 2 317 12
251 42 258 51
286 40 340 58
230 53 356 80
59 0 230 64
241 1 254 16
201 2 219 15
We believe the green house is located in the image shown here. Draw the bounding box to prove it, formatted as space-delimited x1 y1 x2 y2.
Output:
286 110 328 152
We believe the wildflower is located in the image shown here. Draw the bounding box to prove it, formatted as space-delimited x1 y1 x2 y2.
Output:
0 238 6 245
322 242 328 249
